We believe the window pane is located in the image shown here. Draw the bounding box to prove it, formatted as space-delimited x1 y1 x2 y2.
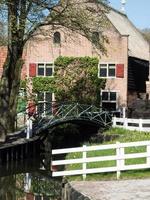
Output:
108 68 115 77
110 92 116 101
45 92 52 102
37 103 44 114
43 196 50 200
92 32 99 44
46 63 53 67
102 102 116 111
38 64 44 76
38 63 44 67
102 92 108 101
100 68 107 77
99 64 107 77
100 64 107 68
46 67 53 76
53 32 61 44
109 64 115 68
35 196 42 200
45 103 52 114
108 64 115 77
38 93 44 101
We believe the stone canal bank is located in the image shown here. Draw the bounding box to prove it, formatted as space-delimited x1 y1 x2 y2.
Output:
62 179 150 200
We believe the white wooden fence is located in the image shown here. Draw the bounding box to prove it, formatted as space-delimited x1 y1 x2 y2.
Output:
52 141 150 179
112 117 150 132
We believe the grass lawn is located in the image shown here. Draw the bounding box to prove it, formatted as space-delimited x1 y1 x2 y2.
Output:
65 128 150 181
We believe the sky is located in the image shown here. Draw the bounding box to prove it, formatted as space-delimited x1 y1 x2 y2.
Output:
108 0 150 30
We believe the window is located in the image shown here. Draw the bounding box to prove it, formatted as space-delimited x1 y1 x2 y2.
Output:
43 196 50 200
99 63 116 78
37 63 54 77
37 92 53 115
98 63 124 78
35 196 42 200
92 32 99 44
101 90 117 111
53 31 61 44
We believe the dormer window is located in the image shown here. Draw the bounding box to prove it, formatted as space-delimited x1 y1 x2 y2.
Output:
92 32 99 44
53 32 61 44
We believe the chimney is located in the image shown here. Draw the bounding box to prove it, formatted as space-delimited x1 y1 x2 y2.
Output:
120 0 126 13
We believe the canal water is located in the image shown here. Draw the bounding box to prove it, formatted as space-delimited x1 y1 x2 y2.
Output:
0 157 62 200
0 122 100 200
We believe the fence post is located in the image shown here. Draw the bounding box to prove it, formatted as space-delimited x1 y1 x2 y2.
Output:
26 118 32 139
147 143 150 166
139 119 143 132
24 173 31 192
124 118 128 129
113 117 116 127
122 107 126 118
116 142 124 180
82 145 87 180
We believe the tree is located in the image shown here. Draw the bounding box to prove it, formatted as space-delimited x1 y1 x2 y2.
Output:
0 21 7 46
0 0 109 141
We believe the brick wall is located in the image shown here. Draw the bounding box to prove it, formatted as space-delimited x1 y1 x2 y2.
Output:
0 46 27 79
24 25 128 107
0 24 129 107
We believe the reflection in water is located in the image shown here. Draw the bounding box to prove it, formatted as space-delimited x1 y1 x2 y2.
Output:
0 175 16 200
0 159 62 200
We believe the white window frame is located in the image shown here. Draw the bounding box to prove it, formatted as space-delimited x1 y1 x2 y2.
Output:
101 90 118 109
37 62 54 77
37 92 55 116
98 63 116 78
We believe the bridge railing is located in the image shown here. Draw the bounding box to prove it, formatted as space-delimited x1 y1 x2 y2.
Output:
15 102 112 136
52 141 150 179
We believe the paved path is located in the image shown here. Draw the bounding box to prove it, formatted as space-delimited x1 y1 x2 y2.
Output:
71 179 150 200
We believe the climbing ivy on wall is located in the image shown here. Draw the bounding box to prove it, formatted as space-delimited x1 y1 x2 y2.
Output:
32 77 55 93
54 56 105 105
20 56 105 106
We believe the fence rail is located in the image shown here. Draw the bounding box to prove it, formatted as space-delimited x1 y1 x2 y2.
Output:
112 117 150 132
52 141 150 179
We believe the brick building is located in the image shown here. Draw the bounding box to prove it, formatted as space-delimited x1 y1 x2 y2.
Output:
0 7 149 112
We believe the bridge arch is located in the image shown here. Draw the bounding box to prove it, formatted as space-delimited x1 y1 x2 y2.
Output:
30 103 112 135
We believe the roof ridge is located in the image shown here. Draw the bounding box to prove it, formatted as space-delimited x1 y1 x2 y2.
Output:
108 5 127 17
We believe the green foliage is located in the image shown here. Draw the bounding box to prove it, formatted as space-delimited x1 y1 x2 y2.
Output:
0 0 109 137
104 127 150 143
16 174 25 198
17 79 27 112
17 97 27 112
54 56 75 69
32 77 55 93
20 79 27 89
22 56 105 105
54 56 105 105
